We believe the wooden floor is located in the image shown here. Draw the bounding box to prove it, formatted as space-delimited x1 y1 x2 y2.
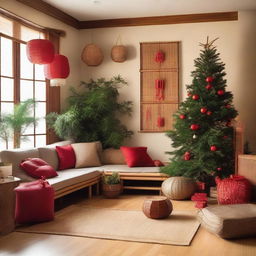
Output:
0 194 256 256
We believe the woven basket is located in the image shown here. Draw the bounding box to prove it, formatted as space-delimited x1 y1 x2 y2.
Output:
81 43 104 66
216 175 252 204
161 176 197 200
111 45 127 63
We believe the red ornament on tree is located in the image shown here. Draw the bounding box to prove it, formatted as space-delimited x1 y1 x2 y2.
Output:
206 111 212 116
223 135 228 139
226 121 232 127
200 107 207 114
217 167 222 171
206 76 214 83
210 145 217 151
192 94 199 100
184 151 191 161
225 104 231 109
190 124 200 131
179 114 186 120
205 84 213 90
217 90 225 96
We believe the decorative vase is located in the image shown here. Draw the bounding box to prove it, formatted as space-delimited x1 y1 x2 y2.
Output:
161 176 197 200
142 196 172 219
111 45 127 63
81 43 104 66
102 183 122 198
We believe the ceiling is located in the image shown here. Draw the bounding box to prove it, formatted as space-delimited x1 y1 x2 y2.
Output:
43 0 256 21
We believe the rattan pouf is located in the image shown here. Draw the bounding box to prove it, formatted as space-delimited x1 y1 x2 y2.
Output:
142 196 173 219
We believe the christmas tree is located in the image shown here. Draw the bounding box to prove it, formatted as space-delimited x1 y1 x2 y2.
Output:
161 37 238 182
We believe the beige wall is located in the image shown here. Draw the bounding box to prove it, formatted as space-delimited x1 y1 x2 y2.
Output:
0 0 81 109
1 0 256 160
79 12 256 160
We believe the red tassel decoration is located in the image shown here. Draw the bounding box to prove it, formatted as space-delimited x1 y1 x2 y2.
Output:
155 79 165 101
157 117 165 127
155 51 165 63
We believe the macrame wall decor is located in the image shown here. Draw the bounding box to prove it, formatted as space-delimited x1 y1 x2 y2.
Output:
140 42 179 132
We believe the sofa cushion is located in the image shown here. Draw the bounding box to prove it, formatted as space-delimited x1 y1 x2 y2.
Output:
20 158 58 179
120 146 155 167
0 148 39 181
72 142 101 168
38 140 72 170
101 148 125 165
48 168 101 191
56 145 76 170
197 204 256 238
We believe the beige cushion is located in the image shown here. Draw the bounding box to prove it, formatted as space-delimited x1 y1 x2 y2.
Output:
0 148 39 181
72 142 101 168
101 148 125 164
38 140 72 170
48 167 101 191
198 204 256 239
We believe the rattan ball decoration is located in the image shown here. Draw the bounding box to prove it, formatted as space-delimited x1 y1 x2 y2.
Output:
161 176 197 200
81 43 104 66
111 45 127 63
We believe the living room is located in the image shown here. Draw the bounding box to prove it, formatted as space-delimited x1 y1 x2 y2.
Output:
0 0 256 255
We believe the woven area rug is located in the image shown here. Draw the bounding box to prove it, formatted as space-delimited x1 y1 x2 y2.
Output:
18 205 200 246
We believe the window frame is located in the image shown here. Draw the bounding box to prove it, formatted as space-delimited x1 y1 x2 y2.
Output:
0 10 61 148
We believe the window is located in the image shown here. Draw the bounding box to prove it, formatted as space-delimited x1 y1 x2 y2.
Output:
0 14 48 149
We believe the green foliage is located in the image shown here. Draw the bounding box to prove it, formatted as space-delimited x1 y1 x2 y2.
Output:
0 99 37 148
161 41 238 181
47 75 133 148
102 172 121 185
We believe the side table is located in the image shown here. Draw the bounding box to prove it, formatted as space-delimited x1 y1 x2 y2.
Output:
0 177 21 235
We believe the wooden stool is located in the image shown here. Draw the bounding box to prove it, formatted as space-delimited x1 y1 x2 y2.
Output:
142 196 173 219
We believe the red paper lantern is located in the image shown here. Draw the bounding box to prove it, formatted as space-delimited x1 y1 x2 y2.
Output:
26 39 55 64
155 51 165 63
190 124 200 130
216 175 252 204
44 54 70 86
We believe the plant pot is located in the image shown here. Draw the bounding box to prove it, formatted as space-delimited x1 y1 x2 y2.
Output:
102 183 122 198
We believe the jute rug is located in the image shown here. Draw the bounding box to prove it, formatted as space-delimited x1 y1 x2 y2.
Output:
18 205 200 246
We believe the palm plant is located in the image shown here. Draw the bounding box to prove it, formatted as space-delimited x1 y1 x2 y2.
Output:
0 99 37 148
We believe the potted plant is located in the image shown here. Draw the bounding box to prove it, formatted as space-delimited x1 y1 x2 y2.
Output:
102 172 122 198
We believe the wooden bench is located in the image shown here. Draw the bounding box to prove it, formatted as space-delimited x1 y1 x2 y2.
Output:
103 172 169 194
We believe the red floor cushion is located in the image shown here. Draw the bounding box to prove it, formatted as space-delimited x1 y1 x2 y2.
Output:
15 179 54 224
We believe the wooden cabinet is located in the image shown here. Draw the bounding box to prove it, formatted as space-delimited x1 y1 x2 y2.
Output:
0 177 20 235
140 42 179 132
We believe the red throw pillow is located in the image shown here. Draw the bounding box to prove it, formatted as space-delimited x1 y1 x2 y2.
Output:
20 158 58 179
120 146 155 167
55 145 76 170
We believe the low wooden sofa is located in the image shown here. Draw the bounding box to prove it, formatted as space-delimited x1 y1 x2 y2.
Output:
0 141 165 199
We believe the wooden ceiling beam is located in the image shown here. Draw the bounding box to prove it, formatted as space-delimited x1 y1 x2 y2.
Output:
15 1 238 30
16 0 80 29
79 12 238 29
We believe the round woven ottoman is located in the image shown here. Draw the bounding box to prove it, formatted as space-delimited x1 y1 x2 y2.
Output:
142 196 173 219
